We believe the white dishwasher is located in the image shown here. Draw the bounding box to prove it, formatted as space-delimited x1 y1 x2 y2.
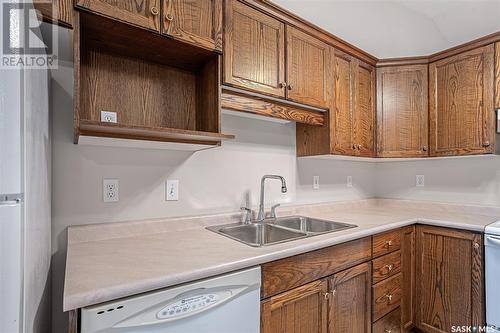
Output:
486 221 500 332
81 267 261 333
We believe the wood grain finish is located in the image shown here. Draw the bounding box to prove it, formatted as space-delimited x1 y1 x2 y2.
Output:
373 307 402 333
415 226 484 333
372 251 401 284
76 0 161 31
261 279 328 333
329 263 372 333
332 49 356 155
224 0 286 97
33 0 73 27
261 237 371 298
373 273 402 321
429 44 495 156
221 90 325 125
377 64 429 157
354 61 376 156
287 26 331 108
68 309 78 333
495 42 500 109
162 0 222 52
401 226 416 331
373 229 402 258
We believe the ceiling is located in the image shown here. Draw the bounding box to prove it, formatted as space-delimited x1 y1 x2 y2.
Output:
272 0 500 59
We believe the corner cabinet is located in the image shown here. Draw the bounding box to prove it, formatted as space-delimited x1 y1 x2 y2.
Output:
429 44 495 156
377 64 429 157
415 226 484 333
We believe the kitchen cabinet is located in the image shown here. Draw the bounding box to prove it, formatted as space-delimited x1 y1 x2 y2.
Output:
286 26 331 108
223 0 286 97
354 61 376 157
34 0 73 27
401 226 416 331
76 0 161 31
495 42 500 109
261 279 328 333
415 226 484 333
429 44 495 156
377 64 429 157
329 263 372 333
162 0 222 51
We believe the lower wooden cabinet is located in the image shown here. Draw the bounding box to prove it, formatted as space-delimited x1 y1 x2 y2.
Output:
261 279 328 333
415 226 484 333
400 226 416 331
373 307 402 333
329 263 372 333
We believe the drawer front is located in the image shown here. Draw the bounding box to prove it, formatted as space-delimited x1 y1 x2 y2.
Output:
262 237 371 298
373 229 401 258
373 273 402 321
372 251 401 284
373 307 402 333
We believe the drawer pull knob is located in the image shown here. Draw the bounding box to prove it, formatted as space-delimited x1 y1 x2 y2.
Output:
150 6 159 15
473 242 480 249
331 289 336 297
385 330 392 333
384 264 394 273
323 292 330 300
385 240 393 247
385 293 393 302
483 141 491 147
287 84 293 90
279 82 287 88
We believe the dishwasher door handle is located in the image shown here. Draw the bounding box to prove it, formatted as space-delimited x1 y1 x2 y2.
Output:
485 235 500 247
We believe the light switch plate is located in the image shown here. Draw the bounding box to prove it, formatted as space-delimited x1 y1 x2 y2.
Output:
313 176 320 190
166 180 179 201
101 111 117 123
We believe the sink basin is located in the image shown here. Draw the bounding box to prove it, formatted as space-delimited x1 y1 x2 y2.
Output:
208 223 307 247
272 216 356 234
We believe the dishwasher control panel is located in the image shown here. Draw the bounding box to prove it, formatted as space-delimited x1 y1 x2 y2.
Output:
157 293 221 319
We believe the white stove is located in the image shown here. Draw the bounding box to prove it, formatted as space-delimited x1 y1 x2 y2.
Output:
485 221 500 332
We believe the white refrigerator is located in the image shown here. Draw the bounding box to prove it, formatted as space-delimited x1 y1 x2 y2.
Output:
0 3 51 332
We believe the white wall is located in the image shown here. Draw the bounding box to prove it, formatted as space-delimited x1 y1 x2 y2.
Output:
50 29 376 332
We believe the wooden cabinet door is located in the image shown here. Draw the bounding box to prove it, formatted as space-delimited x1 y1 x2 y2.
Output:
286 26 331 108
401 226 415 331
76 0 161 31
329 263 372 333
354 61 376 157
377 64 428 157
415 226 484 333
495 42 500 109
429 45 495 156
162 0 222 51
224 0 286 97
332 49 356 155
261 279 328 333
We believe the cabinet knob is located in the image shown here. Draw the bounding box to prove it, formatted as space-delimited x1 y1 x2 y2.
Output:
473 242 480 249
353 144 357 150
323 292 330 300
385 240 393 247
483 141 491 147
165 13 174 21
150 6 159 15
423 146 428 151
331 289 337 297
385 293 393 302
385 330 392 333
279 82 287 88
287 84 293 90
384 264 394 273
358 144 363 150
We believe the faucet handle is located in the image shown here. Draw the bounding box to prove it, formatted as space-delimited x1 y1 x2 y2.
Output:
240 207 253 223
270 204 280 218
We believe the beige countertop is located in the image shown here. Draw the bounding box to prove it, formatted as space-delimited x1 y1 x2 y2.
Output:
63 199 500 311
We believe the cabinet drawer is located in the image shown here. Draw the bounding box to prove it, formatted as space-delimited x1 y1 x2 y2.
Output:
373 307 401 333
372 251 401 284
373 273 402 321
373 229 401 258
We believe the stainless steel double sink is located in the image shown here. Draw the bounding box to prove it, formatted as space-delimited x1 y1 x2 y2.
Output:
207 216 357 247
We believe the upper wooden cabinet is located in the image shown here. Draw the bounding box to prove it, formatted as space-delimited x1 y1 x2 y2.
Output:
76 0 161 31
223 0 286 97
377 64 429 157
328 263 372 333
354 61 376 157
34 0 73 27
429 44 495 156
261 279 328 333
415 226 484 333
286 26 331 108
495 42 500 109
162 0 222 51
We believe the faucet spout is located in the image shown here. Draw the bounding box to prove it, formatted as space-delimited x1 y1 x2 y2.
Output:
257 175 287 221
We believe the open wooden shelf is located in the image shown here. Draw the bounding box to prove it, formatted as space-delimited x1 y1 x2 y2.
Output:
73 12 233 150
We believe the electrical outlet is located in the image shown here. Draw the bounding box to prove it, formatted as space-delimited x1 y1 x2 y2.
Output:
313 176 320 190
100 111 117 123
347 176 353 188
103 178 119 202
165 180 179 201
416 175 425 187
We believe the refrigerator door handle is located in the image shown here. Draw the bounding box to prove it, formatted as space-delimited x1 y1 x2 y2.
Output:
0 193 23 206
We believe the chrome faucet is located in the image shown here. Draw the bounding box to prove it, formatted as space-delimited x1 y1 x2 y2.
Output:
257 175 287 221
